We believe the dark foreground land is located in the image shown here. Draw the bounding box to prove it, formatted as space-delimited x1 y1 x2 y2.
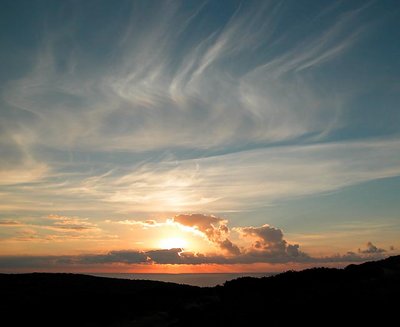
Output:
1 256 399 327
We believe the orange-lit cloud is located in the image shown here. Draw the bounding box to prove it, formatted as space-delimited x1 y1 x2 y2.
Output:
0 220 24 226
0 215 115 248
0 213 395 272
46 214 98 232
173 214 240 255
237 224 303 258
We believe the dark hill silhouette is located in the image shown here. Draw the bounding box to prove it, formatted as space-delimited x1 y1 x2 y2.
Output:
1 255 399 326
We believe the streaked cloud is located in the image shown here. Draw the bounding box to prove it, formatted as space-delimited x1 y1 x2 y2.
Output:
1 0 375 155
0 0 399 270
0 214 112 244
4 138 399 215
0 242 389 269
46 214 98 232
1 1 398 215
0 220 23 226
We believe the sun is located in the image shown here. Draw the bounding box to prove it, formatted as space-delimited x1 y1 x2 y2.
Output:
159 237 187 249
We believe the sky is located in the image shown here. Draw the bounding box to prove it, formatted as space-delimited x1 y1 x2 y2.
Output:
0 0 400 273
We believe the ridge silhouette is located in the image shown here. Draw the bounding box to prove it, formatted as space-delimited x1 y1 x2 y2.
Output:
1 255 399 326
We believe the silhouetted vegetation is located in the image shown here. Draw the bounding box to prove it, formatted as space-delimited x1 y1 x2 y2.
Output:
1 256 399 326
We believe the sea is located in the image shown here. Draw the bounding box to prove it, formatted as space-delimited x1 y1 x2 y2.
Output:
89 272 275 287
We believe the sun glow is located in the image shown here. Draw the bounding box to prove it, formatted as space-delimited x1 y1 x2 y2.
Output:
159 237 187 249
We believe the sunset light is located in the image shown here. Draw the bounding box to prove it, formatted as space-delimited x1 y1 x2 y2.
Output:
159 238 187 250
0 0 399 276
1 1 399 325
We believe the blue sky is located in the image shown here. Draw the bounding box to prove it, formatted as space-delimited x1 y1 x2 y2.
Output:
0 0 399 271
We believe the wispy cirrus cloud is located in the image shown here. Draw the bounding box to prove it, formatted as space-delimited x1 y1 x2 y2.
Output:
0 220 24 226
0 214 115 244
1 0 373 156
46 214 98 232
0 0 393 214
0 127 48 185
2 138 400 215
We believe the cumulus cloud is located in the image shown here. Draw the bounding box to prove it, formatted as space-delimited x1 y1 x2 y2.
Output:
173 214 228 240
358 242 386 254
173 214 240 255
237 224 303 259
0 213 394 269
219 239 241 256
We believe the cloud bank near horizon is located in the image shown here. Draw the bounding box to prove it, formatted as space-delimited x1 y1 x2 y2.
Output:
0 214 393 270
0 242 389 270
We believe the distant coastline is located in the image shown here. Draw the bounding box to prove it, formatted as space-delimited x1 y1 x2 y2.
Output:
88 272 276 287
1 256 399 326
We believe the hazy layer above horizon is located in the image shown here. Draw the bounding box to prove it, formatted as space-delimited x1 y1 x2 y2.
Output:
0 0 399 273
